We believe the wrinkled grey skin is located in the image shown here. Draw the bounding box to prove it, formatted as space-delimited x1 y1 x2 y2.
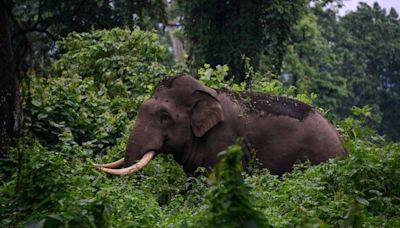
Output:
124 75 346 175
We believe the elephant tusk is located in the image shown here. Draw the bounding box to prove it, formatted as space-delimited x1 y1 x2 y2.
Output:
98 151 155 175
95 158 125 168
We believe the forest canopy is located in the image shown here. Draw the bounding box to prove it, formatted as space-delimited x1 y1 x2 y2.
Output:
1 0 400 227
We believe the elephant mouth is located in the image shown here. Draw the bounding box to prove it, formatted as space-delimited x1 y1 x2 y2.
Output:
95 151 155 175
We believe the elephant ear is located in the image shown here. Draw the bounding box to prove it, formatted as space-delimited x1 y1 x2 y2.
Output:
190 90 224 137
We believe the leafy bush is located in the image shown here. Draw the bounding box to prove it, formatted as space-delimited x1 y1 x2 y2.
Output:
54 27 169 98
26 28 173 155
203 144 268 227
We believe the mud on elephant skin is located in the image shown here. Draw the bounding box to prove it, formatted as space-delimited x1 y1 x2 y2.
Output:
96 75 346 175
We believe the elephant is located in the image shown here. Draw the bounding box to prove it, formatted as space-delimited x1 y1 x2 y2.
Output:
96 75 346 176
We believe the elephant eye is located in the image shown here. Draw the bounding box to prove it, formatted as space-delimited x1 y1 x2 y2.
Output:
160 111 172 126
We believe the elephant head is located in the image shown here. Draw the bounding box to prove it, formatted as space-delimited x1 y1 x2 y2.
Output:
96 75 224 175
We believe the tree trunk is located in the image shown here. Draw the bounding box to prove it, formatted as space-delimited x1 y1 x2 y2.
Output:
0 0 22 155
167 18 185 61
164 0 186 61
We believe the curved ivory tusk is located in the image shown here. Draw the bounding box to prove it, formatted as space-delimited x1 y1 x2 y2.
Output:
95 158 125 168
98 151 155 175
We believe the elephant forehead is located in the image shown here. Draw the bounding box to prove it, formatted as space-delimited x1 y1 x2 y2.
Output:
141 97 185 115
152 86 195 107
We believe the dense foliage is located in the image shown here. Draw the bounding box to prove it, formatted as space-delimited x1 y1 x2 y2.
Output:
327 3 400 140
281 2 400 140
7 0 167 72
282 11 348 111
1 28 400 227
26 28 171 154
177 0 308 81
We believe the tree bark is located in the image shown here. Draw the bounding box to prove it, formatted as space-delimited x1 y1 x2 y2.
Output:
0 0 22 155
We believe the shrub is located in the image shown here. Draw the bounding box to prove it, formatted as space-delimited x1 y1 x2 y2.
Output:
26 28 173 155
204 144 268 227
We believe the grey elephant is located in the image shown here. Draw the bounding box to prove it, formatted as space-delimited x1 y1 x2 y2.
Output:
96 75 346 175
